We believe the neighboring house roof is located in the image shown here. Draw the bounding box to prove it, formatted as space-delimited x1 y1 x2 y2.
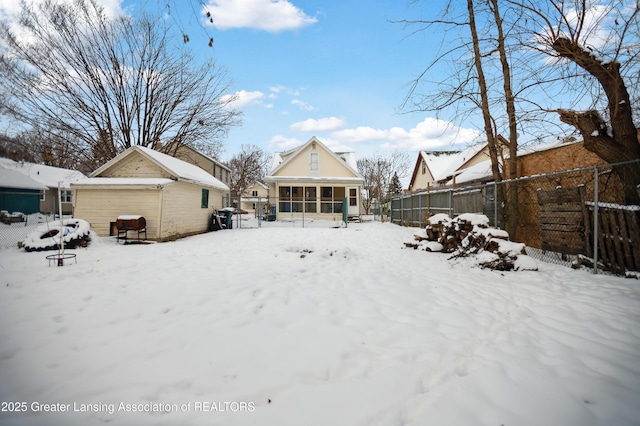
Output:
89 146 229 191
446 159 497 185
160 142 231 172
0 158 86 189
515 138 581 157
0 167 48 190
409 136 510 190
267 136 363 181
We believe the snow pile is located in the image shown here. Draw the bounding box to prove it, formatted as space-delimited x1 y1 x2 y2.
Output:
1 221 639 425
406 213 537 271
22 218 92 251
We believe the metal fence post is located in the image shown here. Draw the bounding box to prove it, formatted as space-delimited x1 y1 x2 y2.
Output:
493 181 498 227
593 166 599 274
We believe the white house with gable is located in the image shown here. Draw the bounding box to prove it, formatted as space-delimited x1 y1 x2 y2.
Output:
264 137 364 221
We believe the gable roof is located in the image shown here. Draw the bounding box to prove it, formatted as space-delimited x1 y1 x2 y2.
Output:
0 158 86 189
410 136 510 189
409 151 460 189
268 136 363 179
90 146 229 191
160 142 231 172
0 167 48 190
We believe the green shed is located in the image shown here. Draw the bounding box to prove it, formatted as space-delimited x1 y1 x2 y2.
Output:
0 168 47 214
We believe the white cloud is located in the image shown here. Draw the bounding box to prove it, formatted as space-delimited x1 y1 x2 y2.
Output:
269 85 300 97
332 117 481 151
291 99 315 111
332 126 389 142
269 135 302 151
290 117 345 132
203 0 317 32
220 90 265 109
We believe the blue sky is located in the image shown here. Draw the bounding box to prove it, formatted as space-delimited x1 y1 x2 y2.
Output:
146 0 484 162
0 0 484 165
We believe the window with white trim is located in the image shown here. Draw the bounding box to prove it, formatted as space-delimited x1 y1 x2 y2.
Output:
61 190 72 203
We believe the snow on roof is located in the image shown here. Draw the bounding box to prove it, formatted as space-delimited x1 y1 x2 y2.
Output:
515 139 580 157
433 144 487 182
72 177 175 187
0 167 48 190
449 159 496 185
0 157 86 188
335 151 358 171
93 146 229 191
420 151 461 181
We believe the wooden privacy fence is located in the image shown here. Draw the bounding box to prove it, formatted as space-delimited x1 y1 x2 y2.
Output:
584 203 640 275
536 186 640 275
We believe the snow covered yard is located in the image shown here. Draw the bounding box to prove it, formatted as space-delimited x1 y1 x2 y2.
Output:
0 221 639 426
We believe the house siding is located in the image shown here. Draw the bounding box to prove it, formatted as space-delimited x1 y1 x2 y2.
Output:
277 144 356 178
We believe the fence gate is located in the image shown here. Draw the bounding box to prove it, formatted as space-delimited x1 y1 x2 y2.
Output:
536 186 587 256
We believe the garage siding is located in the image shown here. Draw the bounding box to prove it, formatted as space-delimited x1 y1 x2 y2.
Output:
160 183 226 240
73 187 161 238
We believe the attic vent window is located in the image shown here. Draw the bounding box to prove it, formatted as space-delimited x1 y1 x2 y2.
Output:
309 152 319 176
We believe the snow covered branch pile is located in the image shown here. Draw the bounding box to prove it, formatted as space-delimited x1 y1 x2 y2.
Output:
404 213 538 271
21 218 92 252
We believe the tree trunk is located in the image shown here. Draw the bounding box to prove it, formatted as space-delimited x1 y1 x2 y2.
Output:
467 0 507 227
490 0 518 239
553 37 640 204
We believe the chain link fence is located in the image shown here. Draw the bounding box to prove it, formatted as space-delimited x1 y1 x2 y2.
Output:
0 214 69 249
390 159 640 275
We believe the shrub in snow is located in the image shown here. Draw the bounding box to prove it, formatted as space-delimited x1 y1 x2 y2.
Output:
22 218 92 252
404 213 537 272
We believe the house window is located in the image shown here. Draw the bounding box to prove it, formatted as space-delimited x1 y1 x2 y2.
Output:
278 185 317 213
319 186 345 213
201 189 209 208
40 190 45 201
422 161 426 175
305 186 317 213
309 152 319 175
61 190 72 203
252 190 258 197
349 188 357 206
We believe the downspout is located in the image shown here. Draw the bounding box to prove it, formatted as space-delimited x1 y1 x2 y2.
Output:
157 184 164 241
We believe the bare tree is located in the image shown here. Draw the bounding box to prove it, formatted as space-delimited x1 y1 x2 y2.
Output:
0 0 240 171
227 145 272 207
357 151 411 216
509 0 640 203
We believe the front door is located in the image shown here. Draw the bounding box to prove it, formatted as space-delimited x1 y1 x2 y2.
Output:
347 187 359 216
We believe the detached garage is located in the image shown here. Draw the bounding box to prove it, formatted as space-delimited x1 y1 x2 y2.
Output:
71 146 229 241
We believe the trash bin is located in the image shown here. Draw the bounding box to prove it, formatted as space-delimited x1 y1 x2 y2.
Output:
221 210 233 229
